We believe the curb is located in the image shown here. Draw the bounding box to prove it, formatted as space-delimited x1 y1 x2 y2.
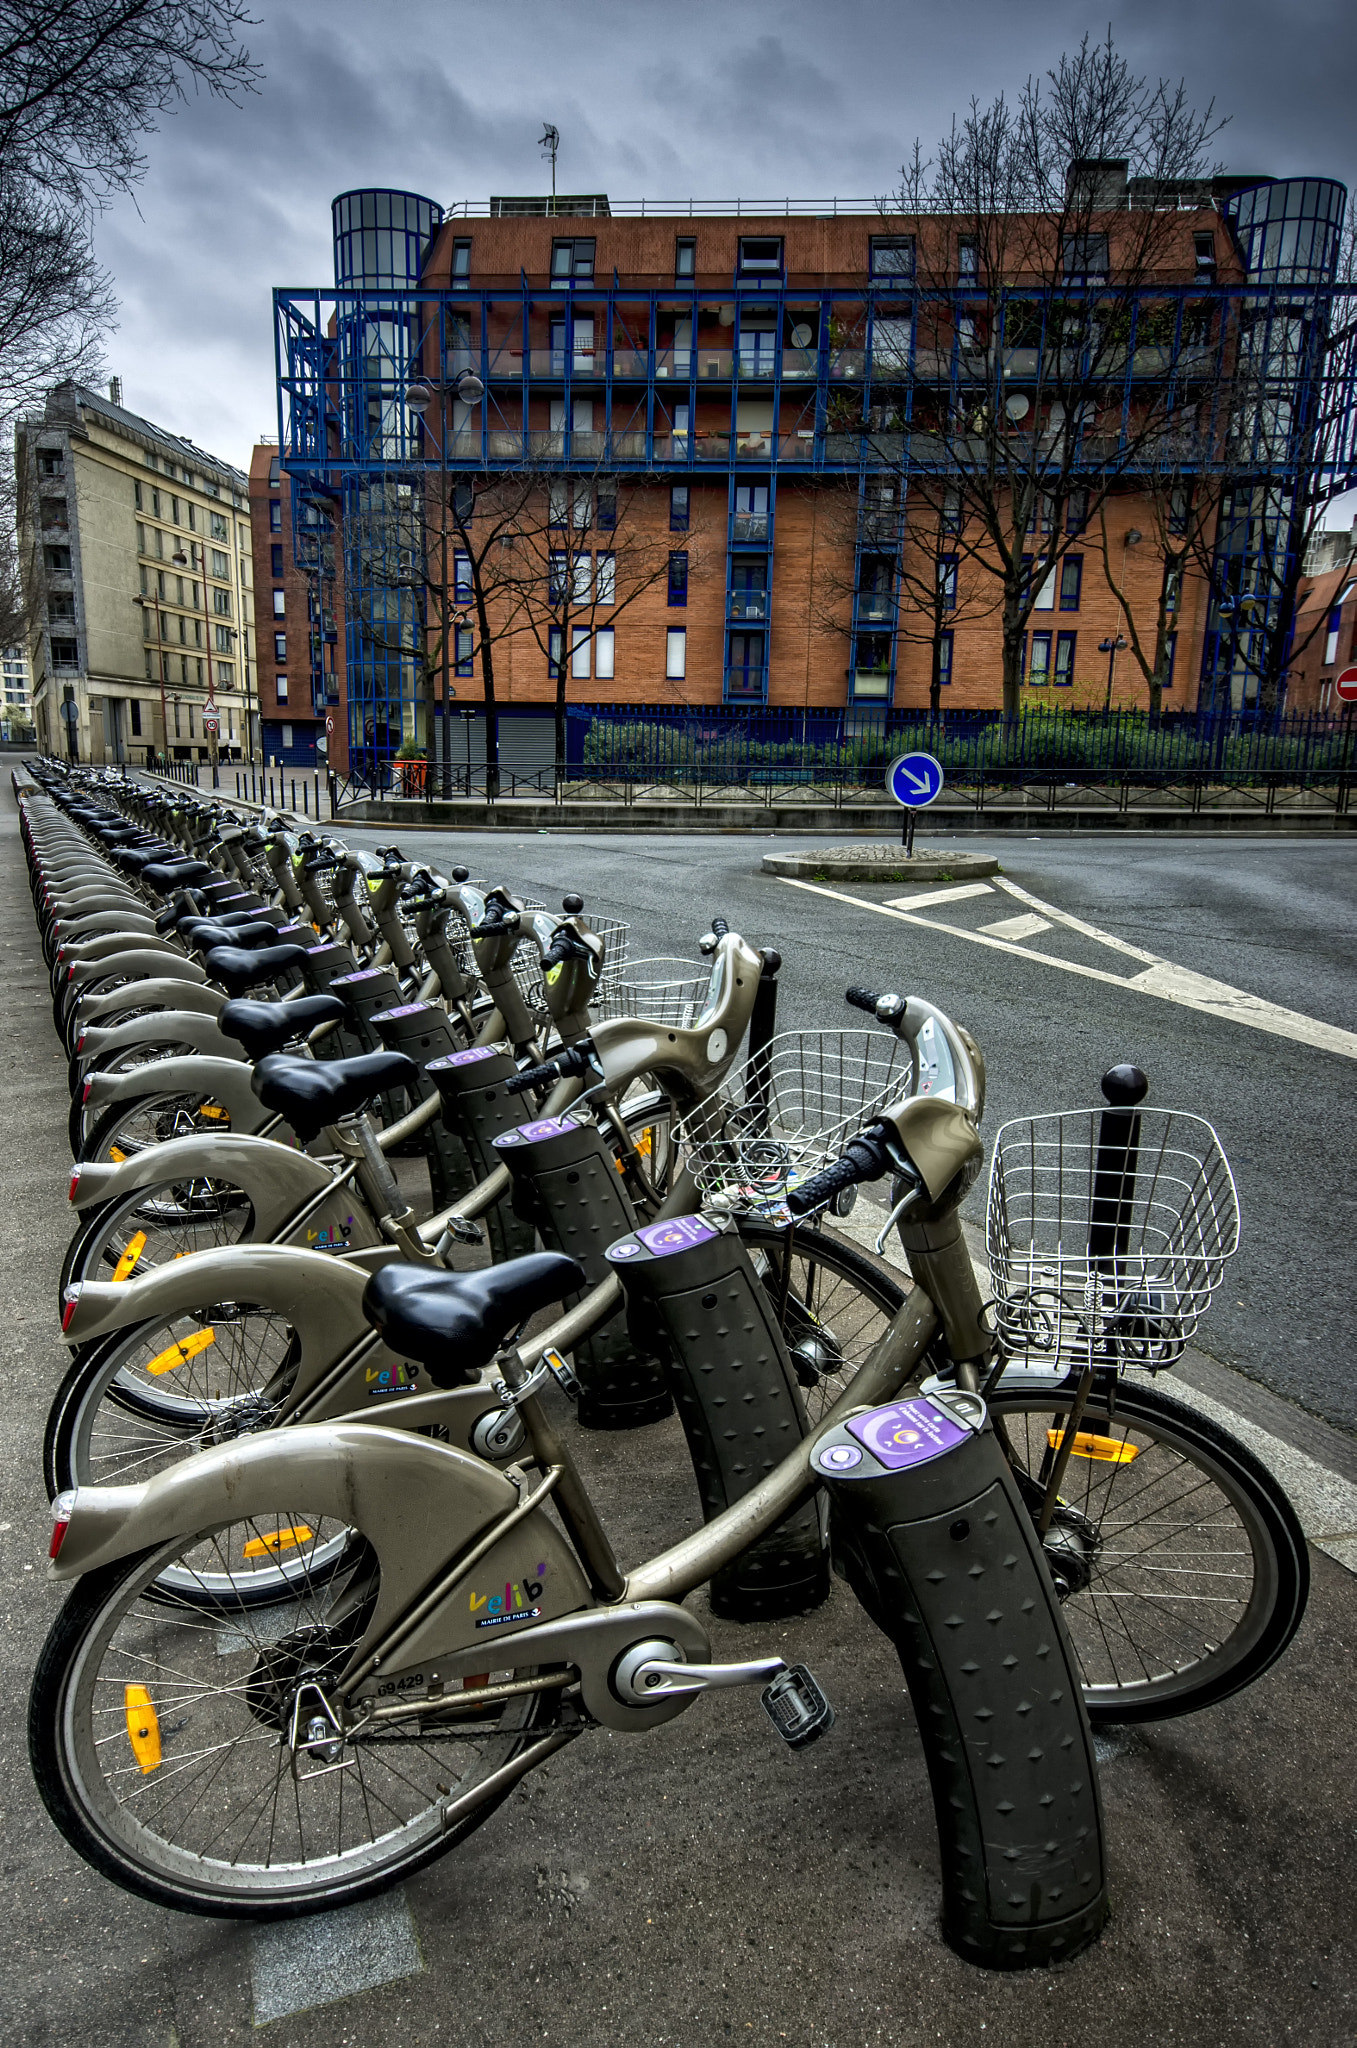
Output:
761 847 1001 881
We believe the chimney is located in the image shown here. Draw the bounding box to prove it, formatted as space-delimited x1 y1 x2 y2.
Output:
108 376 123 407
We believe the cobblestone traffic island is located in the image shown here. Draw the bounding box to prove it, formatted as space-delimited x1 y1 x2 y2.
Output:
761 844 1002 882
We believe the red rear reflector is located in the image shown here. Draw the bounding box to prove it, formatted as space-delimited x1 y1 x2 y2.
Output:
82 1078 93 1104
67 961 76 981
61 1286 81 1333
49 1491 76 1559
68 1165 82 1203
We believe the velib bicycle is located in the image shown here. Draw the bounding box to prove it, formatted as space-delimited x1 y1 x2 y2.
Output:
31 1062 1110 1967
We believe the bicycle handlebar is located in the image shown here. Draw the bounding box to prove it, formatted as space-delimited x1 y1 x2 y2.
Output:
787 1125 894 1218
503 1038 597 1096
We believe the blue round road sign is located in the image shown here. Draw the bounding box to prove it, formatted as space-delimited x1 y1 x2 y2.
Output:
886 751 944 808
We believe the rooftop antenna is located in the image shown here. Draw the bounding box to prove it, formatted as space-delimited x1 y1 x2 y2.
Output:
539 123 559 214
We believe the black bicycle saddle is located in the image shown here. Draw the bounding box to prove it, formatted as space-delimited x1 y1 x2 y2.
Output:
250 1049 417 1142
205 942 310 999
362 1253 585 1386
219 994 345 1061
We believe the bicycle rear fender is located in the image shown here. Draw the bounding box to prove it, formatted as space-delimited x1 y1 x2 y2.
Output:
65 948 207 990
75 979 227 1025
61 931 185 967
65 1239 373 1339
76 1012 244 1065
48 1426 592 1671
68 1131 354 1241
54 910 158 944
82 1056 280 1136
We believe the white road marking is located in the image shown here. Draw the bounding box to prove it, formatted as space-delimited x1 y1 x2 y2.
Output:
777 875 1357 1061
883 881 996 910
979 912 1052 941
989 874 1162 965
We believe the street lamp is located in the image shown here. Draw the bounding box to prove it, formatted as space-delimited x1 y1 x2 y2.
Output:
1098 634 1128 714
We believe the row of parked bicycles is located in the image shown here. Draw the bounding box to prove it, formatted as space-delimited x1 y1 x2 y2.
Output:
15 759 1308 1970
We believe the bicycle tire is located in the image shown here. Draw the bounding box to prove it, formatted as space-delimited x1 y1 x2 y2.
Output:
30 1528 557 1918
60 1173 257 1303
986 1376 1309 1722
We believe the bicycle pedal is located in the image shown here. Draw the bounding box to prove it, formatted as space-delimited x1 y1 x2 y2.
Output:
761 1663 834 1749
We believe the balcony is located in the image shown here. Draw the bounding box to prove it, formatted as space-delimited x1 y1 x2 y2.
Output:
855 596 896 624
724 667 766 702
728 591 768 621
851 669 892 700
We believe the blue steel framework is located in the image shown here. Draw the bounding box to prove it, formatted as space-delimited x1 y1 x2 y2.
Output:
275 183 1357 774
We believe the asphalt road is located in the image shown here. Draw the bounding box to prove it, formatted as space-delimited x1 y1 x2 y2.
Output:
341 821 1357 1437
3 785 1356 2048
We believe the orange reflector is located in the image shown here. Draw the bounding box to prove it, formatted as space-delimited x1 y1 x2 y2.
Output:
124 1685 162 1773
1046 1429 1141 1464
144 1326 216 1377
635 1127 653 1158
198 1103 229 1122
109 1146 126 1163
111 1231 147 1283
242 1523 313 1559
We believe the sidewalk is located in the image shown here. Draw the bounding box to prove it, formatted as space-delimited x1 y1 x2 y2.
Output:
2 774 1355 2046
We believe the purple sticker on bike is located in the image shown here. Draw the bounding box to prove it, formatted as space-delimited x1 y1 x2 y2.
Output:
497 1115 582 1146
372 1003 432 1022
428 1046 498 1070
634 1215 719 1258
332 968 386 986
847 1399 969 1471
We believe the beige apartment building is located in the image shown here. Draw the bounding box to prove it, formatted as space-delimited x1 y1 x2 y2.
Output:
16 382 257 764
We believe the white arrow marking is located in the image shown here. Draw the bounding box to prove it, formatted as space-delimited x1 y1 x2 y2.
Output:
899 766 934 797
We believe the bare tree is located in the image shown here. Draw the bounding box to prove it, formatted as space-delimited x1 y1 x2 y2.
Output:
495 465 698 773
885 32 1228 718
1094 471 1218 720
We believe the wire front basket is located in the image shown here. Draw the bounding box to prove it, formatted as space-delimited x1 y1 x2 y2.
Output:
513 913 630 1010
591 956 713 1027
678 1029 912 1218
985 1107 1240 1373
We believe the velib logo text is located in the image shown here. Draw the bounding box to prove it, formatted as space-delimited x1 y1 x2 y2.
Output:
366 1361 419 1399
471 1563 547 1628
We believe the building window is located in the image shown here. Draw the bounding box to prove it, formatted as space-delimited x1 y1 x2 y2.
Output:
454 628 474 677
1194 231 1217 277
1034 563 1057 610
269 500 281 532
675 237 696 279
172 697 181 737
151 487 162 518
738 236 782 276
454 552 472 601
170 494 180 525
195 657 204 686
280 723 293 748
548 551 569 603
50 639 79 671
550 237 595 282
1169 484 1192 536
570 626 592 680
1054 631 1076 686
548 626 563 679
596 483 616 531
668 551 688 607
213 589 232 617
1062 233 1109 282
133 479 142 509
1325 608 1343 665
272 588 285 617
142 608 153 641
666 627 687 680
270 544 284 576
209 510 228 541
1059 557 1083 610
210 547 228 578
276 675 288 702
938 556 958 611
958 236 979 282
1065 490 1088 536
870 236 915 279
938 630 953 686
1028 631 1052 684
216 661 233 688
178 616 188 644
450 237 472 280
594 625 615 680
44 545 71 572
596 551 615 605
670 485 690 532
274 632 286 662
130 700 141 736
213 625 231 653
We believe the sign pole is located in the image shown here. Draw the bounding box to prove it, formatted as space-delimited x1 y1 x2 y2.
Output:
886 750 944 857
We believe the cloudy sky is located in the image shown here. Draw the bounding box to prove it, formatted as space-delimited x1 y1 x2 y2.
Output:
93 0 1357 514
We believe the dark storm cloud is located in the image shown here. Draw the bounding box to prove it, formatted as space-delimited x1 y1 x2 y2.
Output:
89 0 1357 469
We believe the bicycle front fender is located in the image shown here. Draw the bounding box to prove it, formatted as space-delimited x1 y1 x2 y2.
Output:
68 1130 347 1239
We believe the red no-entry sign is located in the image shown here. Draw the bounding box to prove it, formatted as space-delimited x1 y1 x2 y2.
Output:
1336 666 1357 702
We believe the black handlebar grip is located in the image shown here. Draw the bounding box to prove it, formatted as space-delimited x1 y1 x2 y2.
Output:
787 1128 893 1217
710 916 730 938
845 986 882 1015
541 937 572 969
504 1058 559 1097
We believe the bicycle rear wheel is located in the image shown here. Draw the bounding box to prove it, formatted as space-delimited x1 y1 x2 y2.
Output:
30 1517 557 1918
61 1173 256 1301
987 1377 1309 1722
740 1221 904 1429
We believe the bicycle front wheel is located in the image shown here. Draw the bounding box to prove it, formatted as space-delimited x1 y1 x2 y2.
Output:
987 1377 1309 1722
30 1515 557 1918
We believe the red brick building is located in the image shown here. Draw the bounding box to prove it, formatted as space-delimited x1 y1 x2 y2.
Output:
248 442 347 770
